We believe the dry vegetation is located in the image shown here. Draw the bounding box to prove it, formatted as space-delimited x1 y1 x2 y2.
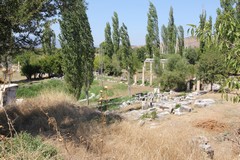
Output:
0 91 240 160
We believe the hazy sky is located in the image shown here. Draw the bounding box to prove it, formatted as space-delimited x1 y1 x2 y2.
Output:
53 0 220 47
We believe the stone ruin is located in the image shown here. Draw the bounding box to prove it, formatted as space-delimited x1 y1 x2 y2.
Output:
120 88 216 120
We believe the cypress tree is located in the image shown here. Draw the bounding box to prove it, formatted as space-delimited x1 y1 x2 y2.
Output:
42 21 56 55
146 2 160 58
199 10 207 53
120 23 133 95
177 25 184 56
59 0 95 99
104 22 114 58
167 6 177 54
112 12 120 55
161 25 168 53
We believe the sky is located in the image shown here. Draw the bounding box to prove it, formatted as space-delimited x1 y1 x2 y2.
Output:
52 0 221 47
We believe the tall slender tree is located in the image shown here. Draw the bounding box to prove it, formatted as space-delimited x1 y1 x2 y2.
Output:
199 10 207 53
112 12 120 55
177 25 184 56
59 0 95 99
145 2 160 58
42 21 56 55
161 25 168 53
120 23 133 95
104 22 114 58
167 6 177 54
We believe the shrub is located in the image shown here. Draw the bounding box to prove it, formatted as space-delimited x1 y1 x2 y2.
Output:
0 132 59 159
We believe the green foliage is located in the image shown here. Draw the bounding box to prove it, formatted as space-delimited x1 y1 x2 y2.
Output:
42 21 56 55
141 111 157 120
59 0 95 99
133 46 146 63
17 51 63 80
104 22 114 58
177 25 185 56
0 0 57 65
160 54 192 91
197 48 226 90
0 132 59 159
112 12 120 55
146 2 160 58
184 48 200 65
120 23 134 75
175 104 181 109
167 6 177 54
161 25 168 53
17 79 67 98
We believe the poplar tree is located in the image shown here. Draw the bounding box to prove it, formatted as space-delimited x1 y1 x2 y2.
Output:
177 25 184 56
167 6 177 54
120 23 133 95
59 0 95 99
199 10 207 53
42 22 56 55
112 12 120 55
146 2 160 58
104 22 114 58
161 25 168 53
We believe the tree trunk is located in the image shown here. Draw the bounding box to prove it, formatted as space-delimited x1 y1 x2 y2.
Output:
85 89 89 106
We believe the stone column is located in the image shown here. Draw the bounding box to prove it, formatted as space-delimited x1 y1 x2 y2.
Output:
162 63 165 70
142 63 145 86
133 74 137 85
192 84 196 91
197 80 201 91
186 81 191 92
150 62 153 86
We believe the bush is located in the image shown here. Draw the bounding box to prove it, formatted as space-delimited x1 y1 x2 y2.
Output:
0 132 59 159
17 51 63 80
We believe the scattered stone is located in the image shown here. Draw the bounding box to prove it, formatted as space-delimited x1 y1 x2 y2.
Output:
179 105 192 112
138 120 145 127
194 99 215 108
193 136 214 160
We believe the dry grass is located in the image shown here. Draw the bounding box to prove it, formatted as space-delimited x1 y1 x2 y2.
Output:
0 92 240 160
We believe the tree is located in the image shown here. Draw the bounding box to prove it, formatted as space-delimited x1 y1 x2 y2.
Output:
145 2 160 58
120 23 133 95
161 25 168 53
167 6 177 54
104 22 114 58
184 48 200 65
198 48 226 91
42 21 56 55
0 0 57 68
177 25 184 56
112 12 120 55
59 0 95 100
199 10 207 53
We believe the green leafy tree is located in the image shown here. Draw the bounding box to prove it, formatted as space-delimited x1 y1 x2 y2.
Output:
104 22 114 58
145 2 160 58
184 48 200 65
177 25 184 56
167 6 177 54
198 48 226 91
112 12 120 55
59 0 95 100
0 0 57 68
42 21 56 55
